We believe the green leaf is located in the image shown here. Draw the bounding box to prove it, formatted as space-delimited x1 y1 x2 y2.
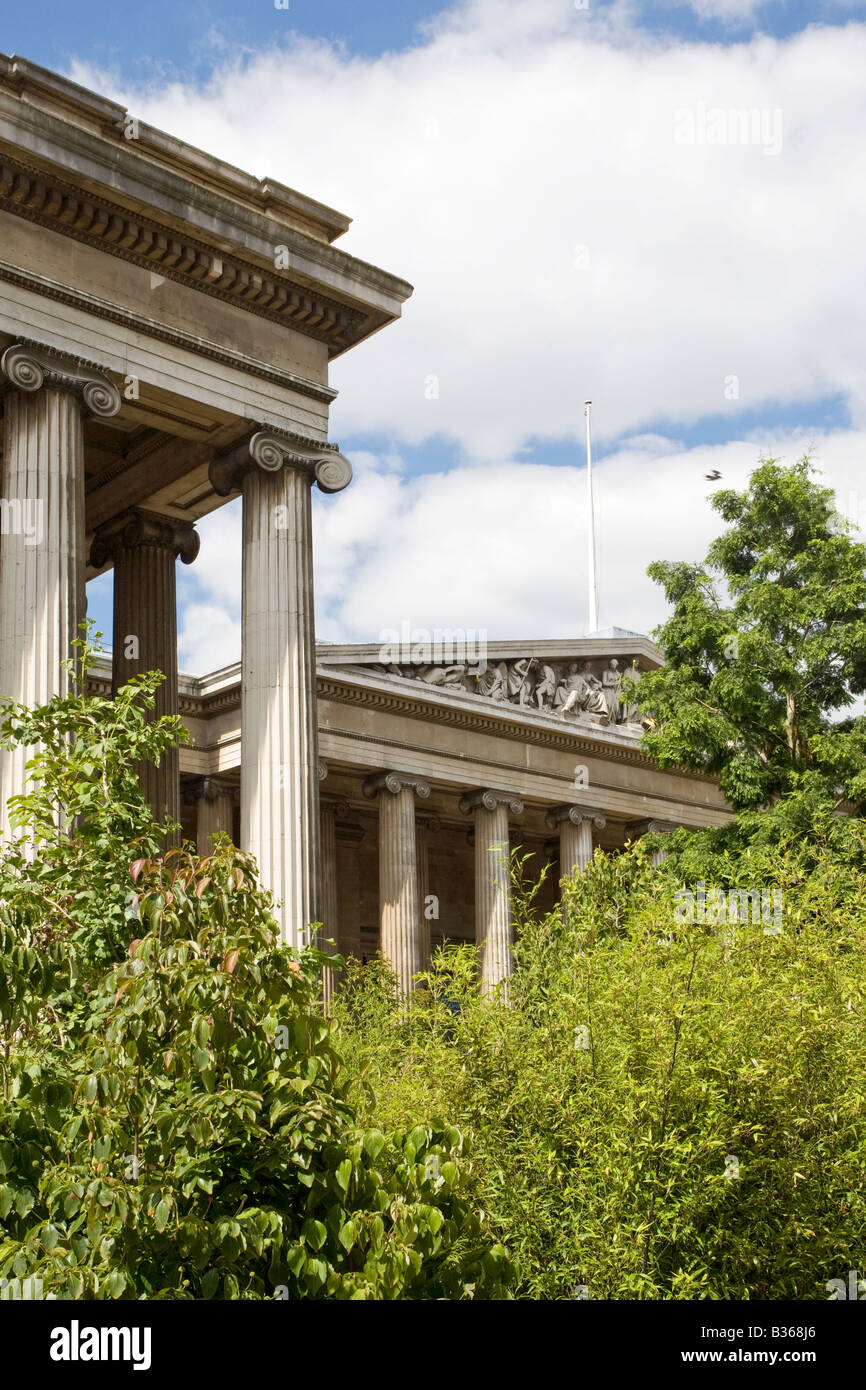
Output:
363 1131 385 1162
302 1219 327 1251
15 1188 34 1218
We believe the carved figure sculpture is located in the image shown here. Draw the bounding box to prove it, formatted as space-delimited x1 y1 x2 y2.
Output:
535 663 557 709
418 664 467 690
507 657 537 705
554 661 582 710
476 661 509 701
621 660 643 724
602 658 622 723
559 662 608 720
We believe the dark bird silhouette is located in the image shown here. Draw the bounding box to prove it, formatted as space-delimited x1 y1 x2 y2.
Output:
705 469 722 481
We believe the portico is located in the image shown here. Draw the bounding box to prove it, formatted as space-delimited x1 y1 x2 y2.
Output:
0 56 732 997
0 54 410 944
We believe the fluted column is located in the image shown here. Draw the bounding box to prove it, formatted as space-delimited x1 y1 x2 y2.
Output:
416 815 440 971
90 509 199 835
629 818 679 867
545 805 606 880
188 777 236 856
0 343 120 841
363 772 431 995
459 789 524 995
319 795 348 1003
210 429 352 946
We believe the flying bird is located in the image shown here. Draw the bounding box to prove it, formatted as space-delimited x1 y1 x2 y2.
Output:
705 469 722 481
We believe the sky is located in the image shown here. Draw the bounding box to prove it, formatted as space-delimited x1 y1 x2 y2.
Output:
4 0 866 671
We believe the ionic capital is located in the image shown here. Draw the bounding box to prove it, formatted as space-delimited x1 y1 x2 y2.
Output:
184 776 238 806
545 804 606 832
459 788 524 817
89 508 200 569
628 818 679 838
363 771 431 800
1 341 121 417
209 427 352 497
321 797 350 819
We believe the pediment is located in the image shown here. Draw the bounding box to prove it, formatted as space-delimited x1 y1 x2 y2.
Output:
315 634 661 733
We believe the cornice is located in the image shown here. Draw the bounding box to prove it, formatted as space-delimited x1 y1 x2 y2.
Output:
0 259 336 405
315 671 660 769
85 663 724 799
0 53 415 313
0 151 365 353
0 54 352 245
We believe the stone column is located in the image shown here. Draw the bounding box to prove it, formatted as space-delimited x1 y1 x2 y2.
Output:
363 772 431 995
187 777 236 856
90 509 199 833
415 815 441 971
629 818 679 867
545 805 606 879
319 794 349 1003
459 789 524 995
210 430 352 947
0 343 120 840
336 823 364 964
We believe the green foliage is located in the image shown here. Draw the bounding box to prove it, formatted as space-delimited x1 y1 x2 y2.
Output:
333 843 866 1299
0 628 185 969
632 458 866 810
0 635 512 1300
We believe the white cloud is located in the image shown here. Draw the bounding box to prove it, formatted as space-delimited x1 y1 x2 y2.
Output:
68 4 866 461
172 428 866 672
312 428 866 645
177 501 241 671
67 3 866 670
178 600 241 675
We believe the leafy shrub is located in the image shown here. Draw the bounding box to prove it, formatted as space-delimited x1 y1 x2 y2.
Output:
0 635 512 1299
333 841 866 1299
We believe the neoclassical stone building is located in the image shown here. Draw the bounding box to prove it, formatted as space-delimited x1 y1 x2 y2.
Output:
0 57 730 993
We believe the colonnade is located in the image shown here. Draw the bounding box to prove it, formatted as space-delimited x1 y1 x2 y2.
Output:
0 339 675 995
0 341 350 954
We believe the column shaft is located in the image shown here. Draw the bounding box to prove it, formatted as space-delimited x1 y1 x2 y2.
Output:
474 803 513 994
320 802 339 1003
241 463 320 946
416 820 432 972
560 817 594 877
112 542 180 828
196 784 235 856
0 388 85 837
378 785 422 995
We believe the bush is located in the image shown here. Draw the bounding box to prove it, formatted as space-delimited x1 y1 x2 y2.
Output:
332 840 866 1299
0 635 512 1299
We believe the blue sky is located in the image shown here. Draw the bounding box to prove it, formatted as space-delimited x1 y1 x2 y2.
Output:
2 0 444 75
7 1 866 660
6 0 866 73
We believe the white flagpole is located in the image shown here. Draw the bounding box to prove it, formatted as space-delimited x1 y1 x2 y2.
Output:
585 399 598 633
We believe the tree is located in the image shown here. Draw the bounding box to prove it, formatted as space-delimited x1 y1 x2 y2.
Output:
631 458 866 811
333 842 866 1299
0 635 513 1299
